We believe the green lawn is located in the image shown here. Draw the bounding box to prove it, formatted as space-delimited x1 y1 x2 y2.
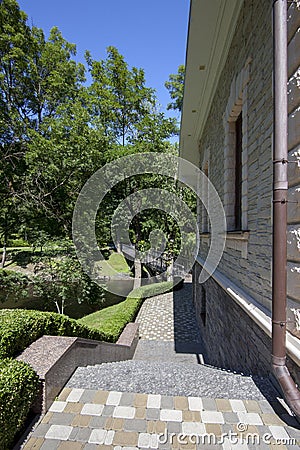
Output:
96 252 131 276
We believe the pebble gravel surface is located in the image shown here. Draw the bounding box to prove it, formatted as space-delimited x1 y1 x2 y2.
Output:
67 359 279 401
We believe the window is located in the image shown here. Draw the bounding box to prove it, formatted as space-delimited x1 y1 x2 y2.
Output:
202 161 209 233
234 113 243 230
223 60 250 232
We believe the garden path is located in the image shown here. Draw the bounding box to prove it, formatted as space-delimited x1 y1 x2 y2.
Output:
20 280 300 449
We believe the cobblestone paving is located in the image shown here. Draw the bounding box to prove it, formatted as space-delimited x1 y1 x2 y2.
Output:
135 283 202 343
22 387 300 449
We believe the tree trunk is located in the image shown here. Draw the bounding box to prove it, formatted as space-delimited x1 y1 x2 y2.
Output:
1 244 7 269
133 259 142 289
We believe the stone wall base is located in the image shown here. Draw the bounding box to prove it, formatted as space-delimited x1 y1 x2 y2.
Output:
193 263 300 387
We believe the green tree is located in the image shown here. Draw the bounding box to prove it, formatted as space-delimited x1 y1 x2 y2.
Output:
0 0 96 240
165 64 185 112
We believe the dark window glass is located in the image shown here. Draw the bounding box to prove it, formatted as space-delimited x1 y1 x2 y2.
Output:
235 113 243 230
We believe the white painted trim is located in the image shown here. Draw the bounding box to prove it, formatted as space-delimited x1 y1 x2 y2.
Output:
196 255 300 367
180 0 243 163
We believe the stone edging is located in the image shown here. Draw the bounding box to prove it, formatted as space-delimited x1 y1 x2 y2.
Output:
16 323 139 413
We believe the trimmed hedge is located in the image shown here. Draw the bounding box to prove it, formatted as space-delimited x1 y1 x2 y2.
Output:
78 281 173 342
0 309 107 448
0 280 174 446
0 309 106 359
0 358 40 450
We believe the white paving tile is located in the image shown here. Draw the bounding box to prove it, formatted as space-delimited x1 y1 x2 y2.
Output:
160 409 182 422
147 394 161 409
88 428 107 444
237 412 263 426
268 425 290 441
182 421 206 435
81 403 104 416
45 425 73 440
222 437 249 449
201 410 225 424
66 388 84 403
188 397 203 411
106 391 122 406
229 400 246 412
138 433 159 449
113 406 136 419
49 401 67 413
105 429 115 445
138 433 151 448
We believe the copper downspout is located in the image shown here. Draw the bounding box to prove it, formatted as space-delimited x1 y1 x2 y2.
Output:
272 0 300 421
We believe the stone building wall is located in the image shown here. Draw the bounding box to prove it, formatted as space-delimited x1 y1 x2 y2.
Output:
193 263 300 386
198 0 274 311
287 2 300 331
194 1 299 380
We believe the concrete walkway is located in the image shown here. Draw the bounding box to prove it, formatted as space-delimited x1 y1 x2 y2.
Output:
20 281 300 449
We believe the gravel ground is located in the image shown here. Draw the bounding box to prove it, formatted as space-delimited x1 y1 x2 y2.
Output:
67 359 279 401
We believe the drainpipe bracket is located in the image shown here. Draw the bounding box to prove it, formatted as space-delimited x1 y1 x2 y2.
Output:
271 354 286 366
272 320 287 326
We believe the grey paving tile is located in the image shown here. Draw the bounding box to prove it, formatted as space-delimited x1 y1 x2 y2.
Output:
202 398 217 410
40 439 60 449
146 408 160 420
69 427 92 442
101 405 115 416
79 389 98 403
166 421 181 434
48 412 75 426
123 418 147 432
89 416 107 428
32 423 51 437
119 392 135 406
223 412 239 423
258 400 275 414
196 445 222 450
247 443 272 450
161 396 174 409
83 444 99 450
285 425 300 440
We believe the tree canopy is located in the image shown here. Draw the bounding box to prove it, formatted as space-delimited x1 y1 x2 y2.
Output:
0 0 192 269
164 64 185 112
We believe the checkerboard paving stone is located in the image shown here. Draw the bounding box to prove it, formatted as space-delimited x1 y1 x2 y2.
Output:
49 401 67 413
188 396 203 411
81 403 104 416
106 391 122 406
229 399 247 412
66 388 84 403
147 394 161 409
22 389 300 449
237 411 264 426
45 425 73 440
200 410 225 424
113 406 136 419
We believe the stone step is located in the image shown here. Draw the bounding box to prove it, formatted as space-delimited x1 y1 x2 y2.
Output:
67 359 279 401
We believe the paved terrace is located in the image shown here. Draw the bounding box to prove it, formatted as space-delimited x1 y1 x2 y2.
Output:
20 282 300 449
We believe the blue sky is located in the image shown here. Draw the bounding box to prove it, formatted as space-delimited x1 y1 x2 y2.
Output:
18 0 189 118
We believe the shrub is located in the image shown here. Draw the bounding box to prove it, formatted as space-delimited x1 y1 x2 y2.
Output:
0 358 40 450
0 309 106 359
79 281 173 342
0 270 31 303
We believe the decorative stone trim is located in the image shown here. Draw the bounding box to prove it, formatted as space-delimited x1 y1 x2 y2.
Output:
223 58 251 231
199 147 210 233
225 231 249 258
